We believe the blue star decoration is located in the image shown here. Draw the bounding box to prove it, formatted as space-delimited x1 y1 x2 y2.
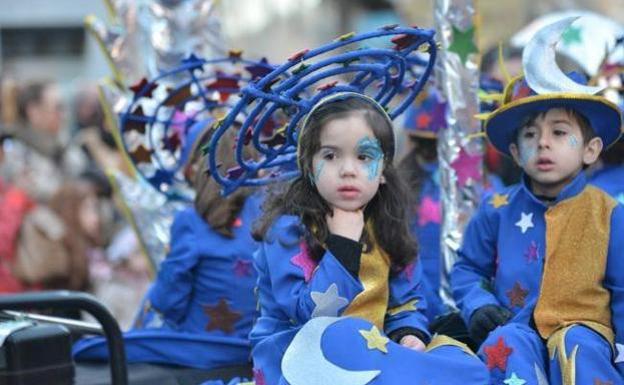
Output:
503 372 526 385
310 283 349 317
448 25 478 65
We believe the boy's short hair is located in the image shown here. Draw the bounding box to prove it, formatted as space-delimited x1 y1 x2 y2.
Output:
515 107 596 144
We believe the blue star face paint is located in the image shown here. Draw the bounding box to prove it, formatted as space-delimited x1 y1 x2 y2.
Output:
356 136 384 180
568 134 579 149
519 143 537 168
314 160 326 183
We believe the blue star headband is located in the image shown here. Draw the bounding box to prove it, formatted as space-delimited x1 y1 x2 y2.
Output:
119 52 277 201
206 25 437 195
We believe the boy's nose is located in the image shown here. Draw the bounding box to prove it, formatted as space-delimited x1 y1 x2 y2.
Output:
538 132 552 148
339 158 357 177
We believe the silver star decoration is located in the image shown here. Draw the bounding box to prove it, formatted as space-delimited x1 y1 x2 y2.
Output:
515 212 534 234
504 372 526 385
615 343 624 363
310 283 349 318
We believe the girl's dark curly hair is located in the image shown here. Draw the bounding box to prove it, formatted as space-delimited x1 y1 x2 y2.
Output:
254 96 417 273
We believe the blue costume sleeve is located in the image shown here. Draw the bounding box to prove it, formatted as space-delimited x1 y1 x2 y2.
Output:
385 260 431 340
260 219 365 325
451 194 502 325
148 209 199 323
605 204 624 375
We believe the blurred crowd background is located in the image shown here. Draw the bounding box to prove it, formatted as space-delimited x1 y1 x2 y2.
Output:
0 0 621 328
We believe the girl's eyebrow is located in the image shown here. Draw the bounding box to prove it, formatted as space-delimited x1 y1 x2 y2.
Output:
549 119 572 125
318 145 339 151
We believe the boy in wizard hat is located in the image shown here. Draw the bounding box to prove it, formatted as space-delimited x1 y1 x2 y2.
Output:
451 17 624 385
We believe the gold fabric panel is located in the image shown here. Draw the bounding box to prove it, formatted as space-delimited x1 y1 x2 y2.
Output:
343 242 390 330
534 186 617 343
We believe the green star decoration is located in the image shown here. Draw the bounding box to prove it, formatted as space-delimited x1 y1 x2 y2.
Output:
448 25 478 65
561 25 582 46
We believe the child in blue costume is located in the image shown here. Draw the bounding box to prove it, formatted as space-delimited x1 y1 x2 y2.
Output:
250 93 488 385
590 139 624 203
73 123 263 369
451 18 624 385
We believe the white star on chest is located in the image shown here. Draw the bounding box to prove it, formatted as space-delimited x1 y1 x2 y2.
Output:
310 283 349 318
515 212 534 234
615 343 624 363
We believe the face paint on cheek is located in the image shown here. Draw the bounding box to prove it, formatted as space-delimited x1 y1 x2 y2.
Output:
356 136 384 181
519 143 537 167
568 134 579 148
313 160 325 183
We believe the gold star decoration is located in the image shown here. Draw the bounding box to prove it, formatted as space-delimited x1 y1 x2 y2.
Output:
203 298 242 334
490 193 509 209
387 299 418 316
359 325 389 354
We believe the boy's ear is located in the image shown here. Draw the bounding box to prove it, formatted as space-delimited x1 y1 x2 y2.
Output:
509 143 522 167
583 137 603 165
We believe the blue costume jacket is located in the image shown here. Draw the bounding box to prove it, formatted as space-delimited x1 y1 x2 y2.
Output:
73 194 262 369
591 165 624 204
451 172 624 380
250 215 489 385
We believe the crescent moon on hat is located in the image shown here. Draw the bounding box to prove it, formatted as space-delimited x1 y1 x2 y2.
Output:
282 317 380 385
523 16 605 95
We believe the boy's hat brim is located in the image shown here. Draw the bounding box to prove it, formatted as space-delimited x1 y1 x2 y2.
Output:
485 93 623 156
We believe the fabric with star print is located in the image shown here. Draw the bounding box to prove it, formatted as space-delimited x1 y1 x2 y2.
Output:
451 172 624 382
249 215 432 385
73 193 263 370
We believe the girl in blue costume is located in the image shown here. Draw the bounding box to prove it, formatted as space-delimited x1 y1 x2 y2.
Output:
73 123 262 370
250 93 488 385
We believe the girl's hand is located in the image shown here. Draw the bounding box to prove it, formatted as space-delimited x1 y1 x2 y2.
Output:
400 335 426 352
326 207 364 242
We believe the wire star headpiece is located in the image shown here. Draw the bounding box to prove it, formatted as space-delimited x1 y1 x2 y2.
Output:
206 25 437 195
120 52 277 201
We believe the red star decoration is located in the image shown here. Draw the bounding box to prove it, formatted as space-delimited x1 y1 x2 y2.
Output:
317 81 339 92
130 145 153 164
129 77 158 98
202 298 242 333
483 337 513 371
290 241 318 282
233 259 253 277
416 112 432 129
524 241 539 263
163 131 181 152
507 281 528 308
451 148 482 187
163 85 192 107
288 48 309 62
391 34 417 50
417 196 441 226
253 368 266 385
403 262 415 282
206 74 240 103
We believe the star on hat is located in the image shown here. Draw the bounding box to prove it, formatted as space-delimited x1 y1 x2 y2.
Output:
203 298 242 334
310 283 349 317
359 325 389 354
515 212 534 234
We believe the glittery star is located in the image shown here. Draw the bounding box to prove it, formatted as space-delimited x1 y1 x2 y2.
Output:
451 148 482 187
124 106 147 134
515 212 534 234
387 299 418 316
484 337 513 371
403 262 415 282
310 283 349 317
507 281 528 308
561 25 582 46
129 77 158 98
288 48 309 62
504 372 526 385
163 85 192 107
203 298 242 333
391 34 417 50
206 74 240 103
233 259 253 277
525 241 539 263
290 242 318 282
359 325 389 353
317 81 339 92
615 343 624 363
616 193 624 205
417 196 441 226
163 131 181 152
490 193 509 208
448 25 478 64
